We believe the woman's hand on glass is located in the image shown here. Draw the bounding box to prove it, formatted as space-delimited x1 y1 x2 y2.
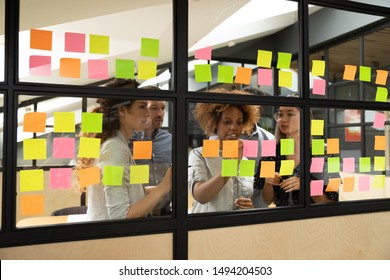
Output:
279 176 300 193
235 196 254 209
265 172 282 186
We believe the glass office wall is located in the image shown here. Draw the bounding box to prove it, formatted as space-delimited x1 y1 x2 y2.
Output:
0 0 4 82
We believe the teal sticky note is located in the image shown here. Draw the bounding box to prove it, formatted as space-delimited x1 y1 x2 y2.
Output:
312 139 325 155
277 52 292 69
82 112 103 133
102 166 124 186
280 138 294 155
359 66 371 82
89 34 109 55
239 160 255 177
359 157 371 172
141 38 160 58
257 50 272 68
373 175 386 189
194 64 212 82
374 156 386 171
217 65 234 84
222 159 238 177
327 157 340 173
375 87 388 102
115 59 135 79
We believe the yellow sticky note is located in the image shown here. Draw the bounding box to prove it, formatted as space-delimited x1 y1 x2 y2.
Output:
130 165 149 184
342 177 355 192
279 160 295 176
23 139 47 160
54 112 75 133
325 178 341 192
133 141 153 160
89 34 109 55
343 65 357 81
20 169 44 192
260 161 275 178
257 50 272 68
202 140 219 158
312 60 325 76
278 70 292 87
23 112 47 133
311 119 324 136
374 156 386 171
222 140 239 158
78 137 101 158
373 175 386 189
78 166 101 188
374 135 386 151
20 194 45 216
137 60 157 80
327 138 340 154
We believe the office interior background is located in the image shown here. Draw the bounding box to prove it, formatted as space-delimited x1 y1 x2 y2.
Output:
1 0 390 259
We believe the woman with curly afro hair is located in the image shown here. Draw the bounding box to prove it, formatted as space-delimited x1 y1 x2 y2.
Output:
188 89 260 213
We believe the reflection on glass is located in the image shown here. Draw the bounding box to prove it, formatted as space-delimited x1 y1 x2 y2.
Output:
18 0 173 89
311 108 390 203
188 0 299 96
16 95 173 227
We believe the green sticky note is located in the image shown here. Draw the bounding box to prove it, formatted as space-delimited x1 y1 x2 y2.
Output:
20 169 44 192
194 64 212 82
374 156 386 171
359 66 371 82
359 157 371 172
280 139 294 155
327 157 340 173
312 60 325 76
221 159 238 177
89 34 109 55
257 50 272 68
137 60 157 80
141 38 159 58
217 65 234 84
375 87 388 102
373 175 386 189
115 59 135 79
311 119 324 136
278 70 292 87
130 165 149 184
54 112 75 133
23 139 47 160
279 160 295 176
102 166 124 186
239 159 255 177
312 139 325 155
277 52 292 69
82 112 103 133
78 137 101 158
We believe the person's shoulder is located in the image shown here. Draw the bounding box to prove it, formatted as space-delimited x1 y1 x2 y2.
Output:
257 126 275 140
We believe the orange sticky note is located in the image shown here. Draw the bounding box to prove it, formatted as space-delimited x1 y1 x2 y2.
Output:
20 194 45 216
30 29 52 51
259 161 275 178
327 138 340 154
23 112 47 133
222 140 238 158
234 67 252 85
78 166 101 188
133 141 153 160
374 135 386 151
60 58 81 78
325 178 341 192
343 65 357 81
342 177 355 192
375 70 388 85
202 139 219 158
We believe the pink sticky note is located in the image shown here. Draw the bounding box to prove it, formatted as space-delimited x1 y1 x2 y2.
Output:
29 55 51 76
258 68 273 86
88 59 109 79
243 140 258 158
373 112 386 128
261 140 276 157
310 180 324 196
342 157 355 173
312 79 326 95
49 168 72 189
310 157 324 173
65 32 86 53
194 46 212 60
53 138 75 159
358 176 370 191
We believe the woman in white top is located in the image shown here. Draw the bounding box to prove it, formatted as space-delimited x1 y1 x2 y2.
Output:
76 97 172 220
188 89 260 213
